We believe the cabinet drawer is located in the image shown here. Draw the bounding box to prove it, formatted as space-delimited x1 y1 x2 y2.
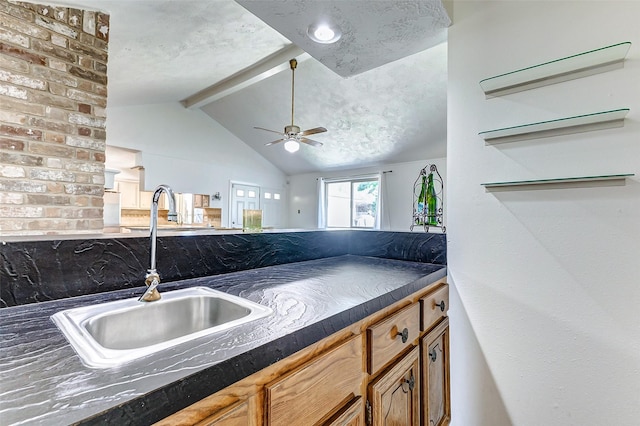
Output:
367 302 420 375
420 284 449 332
265 335 363 426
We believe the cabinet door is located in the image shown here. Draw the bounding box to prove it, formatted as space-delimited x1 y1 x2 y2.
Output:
369 346 420 426
196 399 250 426
118 181 139 208
158 395 259 426
324 396 364 426
140 191 167 210
421 318 450 426
139 190 153 209
265 335 363 426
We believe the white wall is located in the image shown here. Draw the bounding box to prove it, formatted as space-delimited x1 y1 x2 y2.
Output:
288 158 447 231
106 102 288 227
448 2 640 425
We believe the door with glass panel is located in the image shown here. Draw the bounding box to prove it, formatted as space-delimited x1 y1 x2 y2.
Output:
261 188 283 228
231 183 260 228
325 178 379 228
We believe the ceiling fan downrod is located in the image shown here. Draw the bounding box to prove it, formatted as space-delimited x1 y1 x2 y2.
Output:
290 58 297 127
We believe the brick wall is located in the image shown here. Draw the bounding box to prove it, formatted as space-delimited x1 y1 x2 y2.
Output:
0 0 109 235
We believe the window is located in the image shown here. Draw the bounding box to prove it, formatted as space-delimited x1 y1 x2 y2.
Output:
324 177 379 228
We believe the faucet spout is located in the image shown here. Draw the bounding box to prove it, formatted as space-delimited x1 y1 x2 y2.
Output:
140 184 178 302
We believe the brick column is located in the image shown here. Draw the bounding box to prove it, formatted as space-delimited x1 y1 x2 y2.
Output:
0 0 109 235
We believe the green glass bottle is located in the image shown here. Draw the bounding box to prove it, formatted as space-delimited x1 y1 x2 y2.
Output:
426 172 438 226
416 175 426 224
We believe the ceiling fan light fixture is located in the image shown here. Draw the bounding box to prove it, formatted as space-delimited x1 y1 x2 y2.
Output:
255 59 327 151
307 23 341 44
284 139 300 153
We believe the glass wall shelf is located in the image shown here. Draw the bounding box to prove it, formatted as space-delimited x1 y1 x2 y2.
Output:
482 174 634 192
480 42 631 97
479 109 629 145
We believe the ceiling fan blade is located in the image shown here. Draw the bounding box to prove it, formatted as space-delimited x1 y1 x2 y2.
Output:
300 137 323 147
299 127 327 136
265 138 285 147
254 126 283 135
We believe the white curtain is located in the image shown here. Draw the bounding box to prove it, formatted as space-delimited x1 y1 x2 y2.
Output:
317 177 326 228
375 172 390 230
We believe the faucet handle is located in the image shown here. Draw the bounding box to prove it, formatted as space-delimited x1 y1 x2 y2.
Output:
140 271 161 302
145 271 160 286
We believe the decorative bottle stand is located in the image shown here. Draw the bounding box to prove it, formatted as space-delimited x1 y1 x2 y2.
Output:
410 164 445 233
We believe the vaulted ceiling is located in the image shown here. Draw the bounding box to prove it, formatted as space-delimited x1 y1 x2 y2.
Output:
47 0 450 175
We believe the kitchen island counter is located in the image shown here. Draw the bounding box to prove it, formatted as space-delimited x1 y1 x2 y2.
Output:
0 255 446 425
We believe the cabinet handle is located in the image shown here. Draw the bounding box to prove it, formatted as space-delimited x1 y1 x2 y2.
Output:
429 347 438 362
402 374 415 392
396 327 409 343
435 300 446 312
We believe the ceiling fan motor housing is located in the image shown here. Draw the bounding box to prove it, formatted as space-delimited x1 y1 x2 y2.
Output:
284 125 301 138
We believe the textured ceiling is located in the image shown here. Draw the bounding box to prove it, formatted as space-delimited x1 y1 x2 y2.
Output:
43 0 292 107
237 0 450 77
201 43 447 175
41 0 450 175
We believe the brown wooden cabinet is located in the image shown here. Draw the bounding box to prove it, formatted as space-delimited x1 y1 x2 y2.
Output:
194 194 210 208
196 398 253 426
158 279 449 426
325 396 365 426
265 335 363 426
421 318 450 426
367 346 420 426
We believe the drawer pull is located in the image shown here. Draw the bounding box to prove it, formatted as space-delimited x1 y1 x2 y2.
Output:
435 300 446 312
402 374 416 392
396 327 409 343
429 347 438 362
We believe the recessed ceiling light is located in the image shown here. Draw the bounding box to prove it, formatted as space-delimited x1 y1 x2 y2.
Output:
314 25 334 41
307 23 341 44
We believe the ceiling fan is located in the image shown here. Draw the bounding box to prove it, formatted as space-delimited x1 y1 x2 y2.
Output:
254 58 327 153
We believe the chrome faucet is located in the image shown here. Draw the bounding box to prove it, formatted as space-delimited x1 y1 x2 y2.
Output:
139 184 178 302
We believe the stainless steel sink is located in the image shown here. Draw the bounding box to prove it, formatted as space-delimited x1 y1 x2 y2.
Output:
51 287 272 368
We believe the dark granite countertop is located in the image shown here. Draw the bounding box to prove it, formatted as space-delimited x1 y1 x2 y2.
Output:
0 255 446 425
